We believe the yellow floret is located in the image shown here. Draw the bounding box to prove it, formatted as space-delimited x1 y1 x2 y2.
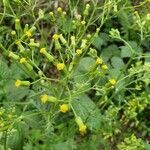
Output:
60 104 69 113
15 80 21 87
41 94 48 103
109 79 116 85
57 7 62 13
52 34 60 40
76 49 82 55
81 20 86 25
49 12 54 15
40 48 46 53
11 31 16 35
56 63 65 71
96 58 103 65
79 124 87 135
102 64 108 70
20 58 26 64
15 19 20 23
25 31 32 37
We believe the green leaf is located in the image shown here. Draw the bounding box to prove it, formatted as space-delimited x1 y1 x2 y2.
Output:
121 45 132 57
72 94 102 131
53 139 76 150
0 59 10 79
5 80 30 101
101 45 119 62
92 35 103 50
111 56 124 68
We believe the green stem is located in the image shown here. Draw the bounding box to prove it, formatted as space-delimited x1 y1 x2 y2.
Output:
4 131 7 150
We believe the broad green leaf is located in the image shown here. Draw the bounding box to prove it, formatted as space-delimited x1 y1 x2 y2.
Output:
92 35 103 50
111 56 124 68
101 45 119 62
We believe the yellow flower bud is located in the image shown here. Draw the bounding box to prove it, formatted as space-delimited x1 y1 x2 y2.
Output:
41 94 48 103
20 58 26 64
79 124 87 135
11 30 16 36
25 31 32 37
15 80 30 87
96 58 103 65
77 15 81 20
57 7 62 13
63 11 67 15
15 19 20 23
40 48 46 53
49 12 54 15
76 49 82 55
60 104 69 113
15 80 21 87
109 79 116 85
53 34 60 40
81 20 86 25
102 64 108 70
56 63 65 71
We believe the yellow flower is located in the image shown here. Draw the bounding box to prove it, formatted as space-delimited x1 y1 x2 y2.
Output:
40 48 46 53
56 63 65 71
41 94 48 103
15 19 20 23
49 12 54 15
60 104 69 113
96 58 103 65
79 124 87 135
81 20 86 25
15 80 21 87
77 15 81 20
57 7 62 13
102 64 108 70
11 30 16 35
109 79 116 85
20 57 26 64
25 31 32 37
76 49 82 55
52 34 60 40
63 11 66 15
20 58 26 64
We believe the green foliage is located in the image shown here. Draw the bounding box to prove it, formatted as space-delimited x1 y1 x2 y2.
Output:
0 0 150 149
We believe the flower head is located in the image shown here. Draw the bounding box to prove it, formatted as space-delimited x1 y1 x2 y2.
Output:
109 79 116 85
102 64 108 70
52 34 60 40
56 63 65 71
15 80 21 87
57 7 62 13
79 124 87 135
49 12 54 16
15 19 20 23
11 30 16 36
96 58 103 65
40 48 46 53
81 20 86 25
60 104 69 113
41 94 48 103
20 58 26 64
76 49 82 55
25 31 32 37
